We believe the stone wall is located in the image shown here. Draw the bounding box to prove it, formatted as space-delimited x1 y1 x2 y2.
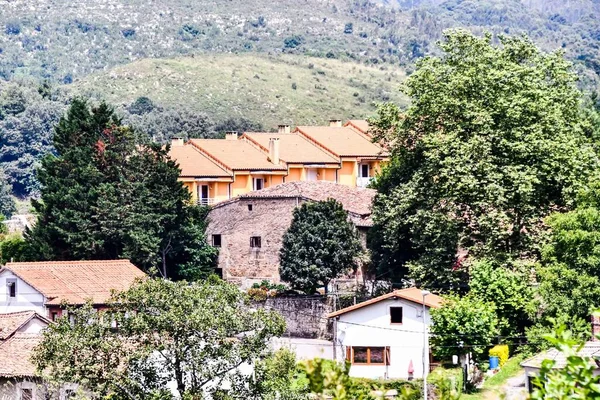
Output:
255 295 334 339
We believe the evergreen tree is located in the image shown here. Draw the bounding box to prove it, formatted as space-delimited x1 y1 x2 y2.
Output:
279 199 362 294
27 99 217 278
0 167 15 217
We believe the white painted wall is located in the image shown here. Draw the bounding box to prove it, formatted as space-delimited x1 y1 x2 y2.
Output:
335 298 432 380
0 270 46 315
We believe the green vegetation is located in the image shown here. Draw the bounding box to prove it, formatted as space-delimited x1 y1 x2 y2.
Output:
279 199 362 294
26 99 217 279
460 356 525 400
0 167 15 217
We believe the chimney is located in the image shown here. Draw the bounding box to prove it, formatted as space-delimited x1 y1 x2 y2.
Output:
171 137 184 147
225 131 238 140
592 315 600 341
278 124 291 134
269 138 280 164
329 119 343 128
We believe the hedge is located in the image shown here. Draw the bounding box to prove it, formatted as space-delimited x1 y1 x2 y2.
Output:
489 344 509 367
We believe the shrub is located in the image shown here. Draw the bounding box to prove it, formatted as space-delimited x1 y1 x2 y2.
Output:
247 288 268 301
283 35 304 49
489 344 509 367
429 367 463 398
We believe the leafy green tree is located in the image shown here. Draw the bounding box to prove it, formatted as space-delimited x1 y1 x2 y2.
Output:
279 199 362 294
33 278 286 400
429 295 499 360
26 99 217 278
253 348 307 400
0 235 30 264
0 167 15 217
369 29 599 289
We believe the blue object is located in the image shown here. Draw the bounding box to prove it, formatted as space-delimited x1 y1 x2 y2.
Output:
489 356 499 370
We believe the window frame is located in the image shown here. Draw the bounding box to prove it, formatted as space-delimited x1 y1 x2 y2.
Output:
390 306 403 325
348 346 390 366
7 278 17 298
250 236 262 248
212 234 222 247
253 178 264 191
360 163 370 178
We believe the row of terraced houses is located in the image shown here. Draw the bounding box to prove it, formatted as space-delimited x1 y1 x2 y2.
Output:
168 119 388 205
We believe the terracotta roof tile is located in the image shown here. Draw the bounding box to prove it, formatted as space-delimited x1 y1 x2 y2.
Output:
0 312 49 340
345 120 371 135
296 126 387 158
521 342 600 369
242 133 339 164
169 145 232 177
2 260 146 306
0 333 41 377
239 181 375 216
189 139 287 171
327 288 444 318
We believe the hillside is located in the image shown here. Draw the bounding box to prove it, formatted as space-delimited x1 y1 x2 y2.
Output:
68 54 409 127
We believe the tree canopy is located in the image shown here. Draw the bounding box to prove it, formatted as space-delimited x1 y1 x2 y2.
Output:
33 278 286 399
26 99 217 279
279 199 362 294
369 29 599 289
0 167 15 217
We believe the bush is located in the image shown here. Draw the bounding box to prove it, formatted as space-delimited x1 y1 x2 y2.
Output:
489 344 509 367
429 367 463 398
247 288 268 301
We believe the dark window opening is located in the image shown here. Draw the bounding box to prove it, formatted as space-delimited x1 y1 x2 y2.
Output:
21 388 33 400
254 178 264 191
7 280 16 298
212 234 222 247
248 204 253 211
250 236 262 248
51 312 59 321
360 164 369 178
390 307 403 324
214 268 223 279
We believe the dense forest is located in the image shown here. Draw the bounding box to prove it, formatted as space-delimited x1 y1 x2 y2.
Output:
1 0 600 201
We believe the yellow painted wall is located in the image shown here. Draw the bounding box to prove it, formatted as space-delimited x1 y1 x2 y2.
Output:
338 161 357 187
270 175 284 186
287 168 303 182
319 168 337 182
232 175 251 197
215 182 230 201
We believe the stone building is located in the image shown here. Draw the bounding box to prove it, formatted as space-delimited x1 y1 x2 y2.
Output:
206 181 375 288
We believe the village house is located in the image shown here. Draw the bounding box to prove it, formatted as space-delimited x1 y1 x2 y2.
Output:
169 120 388 204
206 181 375 287
327 288 444 380
0 260 145 320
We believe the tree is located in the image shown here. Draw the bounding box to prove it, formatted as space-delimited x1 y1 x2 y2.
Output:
0 167 15 217
279 199 362 294
369 29 599 289
253 348 307 400
33 278 286 400
429 295 499 360
26 99 217 278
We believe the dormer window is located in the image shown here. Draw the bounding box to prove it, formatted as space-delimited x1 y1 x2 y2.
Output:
7 279 16 298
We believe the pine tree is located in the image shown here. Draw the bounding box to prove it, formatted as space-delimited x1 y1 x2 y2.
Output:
27 99 217 278
0 168 15 218
279 199 362 294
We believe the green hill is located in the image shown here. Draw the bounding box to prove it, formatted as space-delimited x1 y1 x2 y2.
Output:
68 54 409 127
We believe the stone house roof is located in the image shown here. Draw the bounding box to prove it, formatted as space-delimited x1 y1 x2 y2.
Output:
0 333 41 377
168 145 232 177
521 342 600 370
296 125 387 158
242 132 339 164
0 311 50 341
1 260 146 306
189 139 287 171
327 287 444 319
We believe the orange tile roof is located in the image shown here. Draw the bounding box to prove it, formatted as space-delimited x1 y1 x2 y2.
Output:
0 311 50 340
296 126 387 158
242 133 339 164
0 333 41 377
168 145 232 177
345 120 371 135
189 139 287 171
327 288 444 318
2 260 146 306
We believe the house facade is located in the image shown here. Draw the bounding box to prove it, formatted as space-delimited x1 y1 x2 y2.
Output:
0 260 146 320
328 288 443 380
169 120 388 204
206 181 375 287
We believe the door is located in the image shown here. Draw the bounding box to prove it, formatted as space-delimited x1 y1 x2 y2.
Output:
360 163 370 178
254 178 264 191
199 185 209 205
307 169 318 181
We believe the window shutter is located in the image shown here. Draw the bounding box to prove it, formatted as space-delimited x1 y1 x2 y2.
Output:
346 346 351 361
385 347 391 365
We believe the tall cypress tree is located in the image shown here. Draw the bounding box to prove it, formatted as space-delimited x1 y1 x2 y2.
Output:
27 99 217 278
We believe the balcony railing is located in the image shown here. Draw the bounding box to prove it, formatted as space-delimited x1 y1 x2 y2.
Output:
197 198 217 206
356 177 372 188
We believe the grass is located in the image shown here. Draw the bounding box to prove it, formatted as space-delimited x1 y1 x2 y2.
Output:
460 355 525 400
67 53 409 128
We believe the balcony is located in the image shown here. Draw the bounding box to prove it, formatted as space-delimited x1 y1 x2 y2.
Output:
197 198 217 206
356 177 372 188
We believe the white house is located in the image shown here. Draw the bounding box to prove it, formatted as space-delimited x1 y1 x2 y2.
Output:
327 287 443 380
0 260 146 320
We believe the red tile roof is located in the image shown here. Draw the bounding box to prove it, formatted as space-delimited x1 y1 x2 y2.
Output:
1 260 146 306
0 333 41 377
345 120 371 135
0 311 50 340
296 126 387 158
327 288 444 318
189 139 287 171
169 145 232 177
242 133 339 164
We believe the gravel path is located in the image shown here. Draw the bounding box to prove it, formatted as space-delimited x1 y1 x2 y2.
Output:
501 372 527 400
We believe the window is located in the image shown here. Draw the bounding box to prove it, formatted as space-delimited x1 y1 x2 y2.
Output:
248 204 253 211
7 279 16 298
348 346 390 365
214 268 223 279
360 163 370 178
51 312 59 321
212 234 222 247
390 307 403 324
253 178 264 191
250 236 262 248
20 388 33 400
